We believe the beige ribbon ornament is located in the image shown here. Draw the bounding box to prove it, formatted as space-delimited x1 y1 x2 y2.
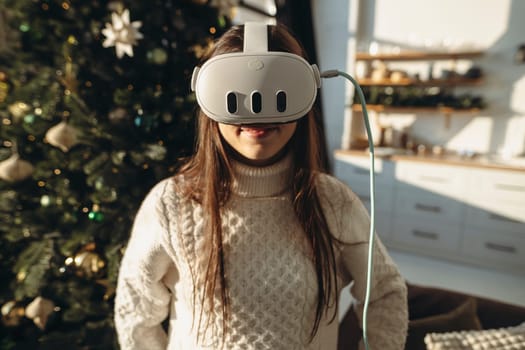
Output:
45 120 78 152
25 296 56 330
0 153 34 182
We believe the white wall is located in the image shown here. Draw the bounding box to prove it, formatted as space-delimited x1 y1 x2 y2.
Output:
311 0 357 169
313 0 525 159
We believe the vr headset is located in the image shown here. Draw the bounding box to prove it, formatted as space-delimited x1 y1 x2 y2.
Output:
191 22 321 124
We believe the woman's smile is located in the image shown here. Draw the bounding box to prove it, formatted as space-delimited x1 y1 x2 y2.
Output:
239 125 279 138
219 122 297 166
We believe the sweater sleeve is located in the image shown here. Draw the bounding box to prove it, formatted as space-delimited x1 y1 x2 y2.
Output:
114 180 174 350
325 177 408 350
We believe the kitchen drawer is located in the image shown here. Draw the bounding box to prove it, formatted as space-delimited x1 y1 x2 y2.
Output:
395 161 467 199
395 191 465 224
392 217 462 254
467 169 525 204
462 228 525 271
351 184 394 214
465 202 525 235
335 156 395 188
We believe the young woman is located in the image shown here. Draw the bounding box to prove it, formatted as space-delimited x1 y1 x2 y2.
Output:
114 23 408 350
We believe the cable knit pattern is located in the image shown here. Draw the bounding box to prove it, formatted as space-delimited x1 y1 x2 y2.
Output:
114 155 408 350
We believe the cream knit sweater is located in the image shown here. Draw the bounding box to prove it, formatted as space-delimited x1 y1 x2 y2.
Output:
114 155 408 350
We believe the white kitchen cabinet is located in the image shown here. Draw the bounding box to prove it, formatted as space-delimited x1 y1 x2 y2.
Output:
334 153 395 239
392 217 463 254
462 228 525 271
391 160 466 257
395 161 468 199
461 167 525 274
394 189 466 224
334 151 525 275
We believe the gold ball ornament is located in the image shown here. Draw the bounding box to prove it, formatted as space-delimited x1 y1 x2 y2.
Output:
1 300 25 327
7 102 31 122
65 250 106 279
45 120 79 152
0 79 8 103
25 296 56 330
0 153 34 182
148 48 168 65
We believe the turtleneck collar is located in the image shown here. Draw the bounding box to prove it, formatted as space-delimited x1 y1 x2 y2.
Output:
231 153 293 198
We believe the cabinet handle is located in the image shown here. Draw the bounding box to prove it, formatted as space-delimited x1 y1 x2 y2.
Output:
484 242 517 254
415 203 442 213
494 183 525 193
412 230 439 240
489 213 521 224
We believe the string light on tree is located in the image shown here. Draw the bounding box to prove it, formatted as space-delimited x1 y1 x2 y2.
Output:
1 0 229 346
88 203 105 222
24 114 35 124
147 48 168 65
7 102 30 123
40 194 52 207
108 107 129 124
133 108 157 132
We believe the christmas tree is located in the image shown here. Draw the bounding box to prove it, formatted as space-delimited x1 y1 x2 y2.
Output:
0 0 230 348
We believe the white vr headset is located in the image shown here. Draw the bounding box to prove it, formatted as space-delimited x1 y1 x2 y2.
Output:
191 22 321 124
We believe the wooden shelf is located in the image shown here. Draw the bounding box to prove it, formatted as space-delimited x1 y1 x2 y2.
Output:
357 77 483 87
355 50 484 61
351 104 482 115
351 50 486 130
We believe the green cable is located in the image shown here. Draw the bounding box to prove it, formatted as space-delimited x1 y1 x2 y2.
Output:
321 70 376 350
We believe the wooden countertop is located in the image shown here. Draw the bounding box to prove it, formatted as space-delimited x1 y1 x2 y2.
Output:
335 149 525 172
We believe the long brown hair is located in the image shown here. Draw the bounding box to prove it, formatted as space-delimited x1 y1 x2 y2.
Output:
177 23 339 344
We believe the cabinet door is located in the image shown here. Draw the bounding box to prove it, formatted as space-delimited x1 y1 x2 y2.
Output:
396 161 467 200
392 217 462 254
465 168 525 235
465 202 525 235
467 169 525 205
395 190 465 224
391 161 466 255
462 228 525 273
